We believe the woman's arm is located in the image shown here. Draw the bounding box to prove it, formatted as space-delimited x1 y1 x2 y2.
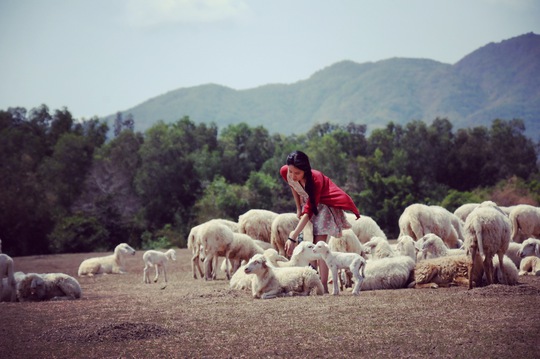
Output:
291 187 302 218
284 213 310 257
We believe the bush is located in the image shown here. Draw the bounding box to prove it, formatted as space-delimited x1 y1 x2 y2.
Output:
48 215 110 253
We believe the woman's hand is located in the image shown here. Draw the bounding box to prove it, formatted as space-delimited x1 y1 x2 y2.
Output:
285 232 297 257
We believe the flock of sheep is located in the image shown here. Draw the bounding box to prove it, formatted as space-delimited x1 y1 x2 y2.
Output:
1 202 539 301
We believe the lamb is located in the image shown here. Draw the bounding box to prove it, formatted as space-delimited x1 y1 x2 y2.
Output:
399 203 460 248
0 253 16 302
313 241 366 295
224 233 266 278
143 249 176 284
360 256 416 291
509 204 540 243
16 272 82 301
346 213 387 243
464 201 511 289
517 238 540 275
364 236 396 259
238 209 278 244
78 243 136 276
243 254 324 299
419 233 465 260
270 213 299 256
198 220 235 280
395 235 419 263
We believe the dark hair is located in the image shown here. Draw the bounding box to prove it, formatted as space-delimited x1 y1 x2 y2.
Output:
286 151 318 215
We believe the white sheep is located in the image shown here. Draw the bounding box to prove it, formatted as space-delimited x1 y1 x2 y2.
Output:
198 220 235 280
328 229 368 289
364 236 396 259
518 256 540 276
399 203 460 248
346 213 387 243
0 253 16 302
78 243 136 276
143 249 177 284
453 203 479 222
265 242 320 268
517 238 540 275
224 233 266 279
187 224 204 279
464 202 511 289
509 204 540 243
419 233 465 260
270 213 299 256
395 235 418 263
413 254 484 288
491 255 519 285
16 272 82 301
312 241 366 296
243 254 324 299
360 256 416 291
505 242 522 269
238 209 278 244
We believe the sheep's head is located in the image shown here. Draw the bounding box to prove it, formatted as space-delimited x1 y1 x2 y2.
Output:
245 254 267 274
292 242 319 260
518 238 540 258
166 249 177 261
312 241 330 256
116 243 136 256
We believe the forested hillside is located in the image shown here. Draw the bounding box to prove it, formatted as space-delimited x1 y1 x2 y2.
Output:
1 106 539 256
108 33 540 140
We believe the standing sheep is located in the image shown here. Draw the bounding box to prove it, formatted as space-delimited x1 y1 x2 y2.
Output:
346 213 387 243
464 202 511 289
509 204 540 243
143 249 177 284
454 203 479 223
198 220 235 281
270 213 299 256
238 209 278 244
78 243 136 276
313 241 366 296
224 233 265 279
16 272 82 301
0 253 16 302
187 224 204 279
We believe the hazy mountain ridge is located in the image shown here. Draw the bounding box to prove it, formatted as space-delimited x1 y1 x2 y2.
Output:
111 33 540 139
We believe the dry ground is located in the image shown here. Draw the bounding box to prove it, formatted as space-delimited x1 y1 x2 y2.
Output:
1 248 539 358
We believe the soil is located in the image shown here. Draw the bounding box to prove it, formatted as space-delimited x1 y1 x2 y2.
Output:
1 249 539 358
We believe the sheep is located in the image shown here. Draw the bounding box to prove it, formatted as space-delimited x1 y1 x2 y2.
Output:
16 272 82 301
463 202 511 289
413 254 484 289
243 254 324 299
509 204 540 243
395 235 419 263
238 209 278 244
419 233 465 260
312 241 366 295
346 213 387 243
361 256 416 291
517 238 540 275
224 233 266 279
364 236 396 259
270 213 299 256
491 255 519 285
328 229 368 289
505 242 522 269
431 205 466 243
187 224 204 279
143 249 176 284
454 203 479 222
399 203 460 249
0 253 16 302
198 220 235 280
78 243 136 276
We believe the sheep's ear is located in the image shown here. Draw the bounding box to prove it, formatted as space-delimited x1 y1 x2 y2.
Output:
261 258 268 269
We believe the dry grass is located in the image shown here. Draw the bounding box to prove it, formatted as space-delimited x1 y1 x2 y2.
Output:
1 249 539 358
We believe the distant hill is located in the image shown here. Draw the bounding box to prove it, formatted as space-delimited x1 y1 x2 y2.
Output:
107 33 540 140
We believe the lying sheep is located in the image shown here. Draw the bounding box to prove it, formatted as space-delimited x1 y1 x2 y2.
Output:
270 213 300 256
509 204 540 243
517 238 540 275
346 213 387 243
264 242 320 268
464 202 511 289
361 256 416 291
238 209 278 244
419 233 465 260
244 254 324 299
505 242 523 270
78 243 136 276
413 254 483 289
313 241 366 296
364 236 396 259
491 255 519 285
395 235 418 263
0 253 16 302
16 272 82 301
518 256 540 276
143 249 176 284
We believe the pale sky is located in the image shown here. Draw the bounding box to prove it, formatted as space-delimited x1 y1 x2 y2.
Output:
1 0 539 120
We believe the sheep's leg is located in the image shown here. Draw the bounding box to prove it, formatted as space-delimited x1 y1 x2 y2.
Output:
204 256 213 281
330 266 340 295
496 252 506 285
484 256 494 285
143 265 150 283
162 266 168 283
212 256 218 280
468 246 478 290
153 265 160 283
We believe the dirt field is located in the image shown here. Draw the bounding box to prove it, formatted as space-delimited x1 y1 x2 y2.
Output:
1 248 539 358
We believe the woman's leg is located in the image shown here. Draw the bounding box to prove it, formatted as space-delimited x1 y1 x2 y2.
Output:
314 234 329 293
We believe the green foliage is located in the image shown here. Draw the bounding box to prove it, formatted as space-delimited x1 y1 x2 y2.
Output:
440 190 485 213
141 224 185 250
48 215 110 253
194 176 249 223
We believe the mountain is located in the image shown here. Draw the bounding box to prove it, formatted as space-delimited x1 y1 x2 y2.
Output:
108 33 540 140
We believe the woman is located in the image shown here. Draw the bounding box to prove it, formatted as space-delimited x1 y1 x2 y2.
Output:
280 150 360 293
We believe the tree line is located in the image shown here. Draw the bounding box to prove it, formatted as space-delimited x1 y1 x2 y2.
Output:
1 105 539 256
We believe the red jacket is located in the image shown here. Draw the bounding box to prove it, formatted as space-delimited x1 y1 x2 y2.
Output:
280 165 360 219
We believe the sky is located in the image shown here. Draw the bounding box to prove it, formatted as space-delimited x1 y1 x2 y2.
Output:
1 0 539 120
